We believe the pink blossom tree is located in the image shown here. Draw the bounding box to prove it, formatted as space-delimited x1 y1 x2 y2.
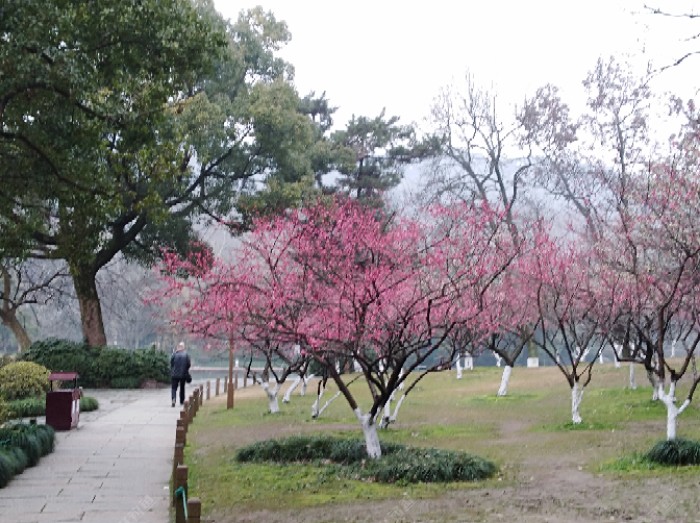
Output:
530 235 621 424
158 197 519 458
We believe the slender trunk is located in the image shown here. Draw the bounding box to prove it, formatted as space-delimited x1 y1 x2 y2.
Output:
455 356 463 379
658 382 691 440
0 311 32 352
495 354 502 368
70 264 107 347
571 381 584 424
629 364 637 390
283 375 302 403
261 381 281 413
355 409 381 459
311 381 326 418
497 365 513 397
300 374 313 396
464 355 474 370
389 393 407 424
647 370 659 400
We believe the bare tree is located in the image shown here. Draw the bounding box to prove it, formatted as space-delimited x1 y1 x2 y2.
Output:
0 258 69 351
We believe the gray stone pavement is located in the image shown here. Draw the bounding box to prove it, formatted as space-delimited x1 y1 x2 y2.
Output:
0 387 183 523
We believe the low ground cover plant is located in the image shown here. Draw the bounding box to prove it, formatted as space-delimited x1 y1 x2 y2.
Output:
236 435 497 484
0 423 55 488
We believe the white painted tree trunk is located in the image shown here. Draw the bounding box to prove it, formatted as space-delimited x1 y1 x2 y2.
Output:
282 375 302 403
647 370 659 400
571 382 584 424
261 381 281 413
311 381 326 418
497 365 513 397
455 356 463 379
494 354 502 368
629 364 637 390
356 409 382 459
314 391 341 418
300 374 313 396
658 381 691 440
353 359 362 372
599 351 605 364
465 355 474 370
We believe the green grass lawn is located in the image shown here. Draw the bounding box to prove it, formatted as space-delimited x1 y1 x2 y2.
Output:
183 362 700 519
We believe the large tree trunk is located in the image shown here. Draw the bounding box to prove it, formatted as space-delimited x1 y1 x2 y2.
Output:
571 381 585 424
497 365 513 397
71 264 107 347
0 311 32 352
355 409 381 459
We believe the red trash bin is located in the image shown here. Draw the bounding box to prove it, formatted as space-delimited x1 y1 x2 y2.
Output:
45 372 81 431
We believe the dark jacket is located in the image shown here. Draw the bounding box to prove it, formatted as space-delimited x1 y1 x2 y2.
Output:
170 351 191 379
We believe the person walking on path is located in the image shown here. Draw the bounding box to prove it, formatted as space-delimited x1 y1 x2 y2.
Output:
170 341 191 407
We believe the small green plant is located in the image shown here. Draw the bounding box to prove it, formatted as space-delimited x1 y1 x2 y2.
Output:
80 396 99 412
235 435 497 483
0 361 50 401
646 438 700 466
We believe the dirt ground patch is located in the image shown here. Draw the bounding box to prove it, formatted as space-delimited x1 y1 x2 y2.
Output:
190 366 700 523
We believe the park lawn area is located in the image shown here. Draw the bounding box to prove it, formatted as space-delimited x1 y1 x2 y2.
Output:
183 363 700 523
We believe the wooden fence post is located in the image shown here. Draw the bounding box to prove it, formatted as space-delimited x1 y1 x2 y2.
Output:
173 464 188 523
215 377 220 396
187 497 202 523
175 425 186 447
173 443 184 479
206 381 210 401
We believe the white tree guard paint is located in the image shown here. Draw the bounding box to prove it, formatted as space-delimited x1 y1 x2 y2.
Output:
571 382 584 424
283 375 302 403
356 409 382 459
300 374 314 396
497 365 513 397
455 357 463 379
629 364 637 390
465 356 474 370
261 381 281 413
315 391 341 418
311 381 326 418
658 382 691 440
494 354 503 368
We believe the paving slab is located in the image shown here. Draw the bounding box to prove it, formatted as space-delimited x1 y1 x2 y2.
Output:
0 388 182 523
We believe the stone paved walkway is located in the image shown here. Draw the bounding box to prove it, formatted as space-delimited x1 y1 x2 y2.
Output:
0 388 182 523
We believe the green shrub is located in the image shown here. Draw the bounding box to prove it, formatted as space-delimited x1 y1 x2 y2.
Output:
646 438 700 466
0 361 50 401
7 397 45 419
109 376 142 389
0 449 18 488
22 339 98 386
0 446 28 483
6 396 98 419
0 424 55 465
80 396 99 412
0 397 7 425
0 424 55 488
0 354 15 370
236 435 497 483
22 338 170 388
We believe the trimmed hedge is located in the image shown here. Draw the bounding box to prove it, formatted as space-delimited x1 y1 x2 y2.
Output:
21 338 169 388
236 435 497 483
0 423 55 488
646 438 700 466
6 395 99 419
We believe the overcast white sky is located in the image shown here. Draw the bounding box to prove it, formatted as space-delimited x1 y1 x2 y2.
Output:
213 0 699 131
